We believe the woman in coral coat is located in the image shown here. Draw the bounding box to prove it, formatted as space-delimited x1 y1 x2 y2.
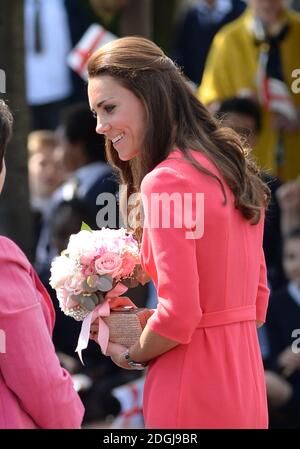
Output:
0 100 84 428
87 37 270 428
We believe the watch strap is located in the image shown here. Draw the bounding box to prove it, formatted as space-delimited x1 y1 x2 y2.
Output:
124 349 148 370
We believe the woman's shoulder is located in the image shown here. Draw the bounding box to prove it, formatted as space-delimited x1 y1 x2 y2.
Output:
0 236 30 269
141 151 191 195
0 237 46 316
141 149 218 189
212 9 247 40
0 235 27 255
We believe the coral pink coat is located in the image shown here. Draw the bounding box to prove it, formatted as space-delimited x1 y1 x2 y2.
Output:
0 237 84 428
141 150 269 429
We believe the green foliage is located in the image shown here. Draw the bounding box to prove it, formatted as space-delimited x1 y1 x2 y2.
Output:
80 221 93 232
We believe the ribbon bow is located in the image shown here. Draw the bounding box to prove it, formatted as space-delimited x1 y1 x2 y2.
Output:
75 283 136 364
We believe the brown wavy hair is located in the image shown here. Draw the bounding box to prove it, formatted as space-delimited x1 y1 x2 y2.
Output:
88 36 270 232
0 100 13 171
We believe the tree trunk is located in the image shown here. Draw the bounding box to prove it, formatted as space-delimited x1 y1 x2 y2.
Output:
152 0 178 52
0 0 33 258
120 0 153 38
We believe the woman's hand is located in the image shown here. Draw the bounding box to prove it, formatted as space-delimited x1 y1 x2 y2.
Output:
89 323 99 343
105 342 133 370
272 112 300 133
265 370 293 407
89 326 133 369
276 178 300 213
278 346 300 378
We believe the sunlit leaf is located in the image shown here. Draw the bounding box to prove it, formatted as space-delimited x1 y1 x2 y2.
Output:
80 221 93 232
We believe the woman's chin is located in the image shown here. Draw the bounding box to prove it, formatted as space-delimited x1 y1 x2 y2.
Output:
116 150 138 161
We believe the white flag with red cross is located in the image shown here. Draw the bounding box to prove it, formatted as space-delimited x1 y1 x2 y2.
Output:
256 46 297 122
68 24 117 80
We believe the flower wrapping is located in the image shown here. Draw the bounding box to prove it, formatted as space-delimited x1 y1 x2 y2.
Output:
92 307 154 348
50 224 150 362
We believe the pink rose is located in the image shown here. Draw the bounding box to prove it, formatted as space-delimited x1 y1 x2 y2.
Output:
57 287 69 310
94 252 122 276
63 275 84 295
81 264 96 277
57 288 78 311
95 247 106 257
119 254 136 277
80 251 96 266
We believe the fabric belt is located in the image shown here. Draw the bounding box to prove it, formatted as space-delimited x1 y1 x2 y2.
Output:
197 304 256 328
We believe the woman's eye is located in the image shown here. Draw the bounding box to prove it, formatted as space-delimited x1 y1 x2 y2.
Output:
105 105 115 113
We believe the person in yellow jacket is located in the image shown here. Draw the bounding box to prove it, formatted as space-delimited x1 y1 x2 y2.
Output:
198 0 300 181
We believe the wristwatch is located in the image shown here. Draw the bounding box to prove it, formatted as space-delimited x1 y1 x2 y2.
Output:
123 349 148 370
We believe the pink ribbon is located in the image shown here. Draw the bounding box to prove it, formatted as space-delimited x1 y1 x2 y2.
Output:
75 283 136 364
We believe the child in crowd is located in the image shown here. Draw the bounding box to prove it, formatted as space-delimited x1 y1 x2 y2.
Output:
216 97 285 290
27 130 67 249
265 228 300 428
27 130 67 209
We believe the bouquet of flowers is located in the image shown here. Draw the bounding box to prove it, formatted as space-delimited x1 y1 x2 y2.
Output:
50 224 150 362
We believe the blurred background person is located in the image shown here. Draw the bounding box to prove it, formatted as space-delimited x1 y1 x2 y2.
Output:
276 176 300 236
24 0 128 130
28 130 67 210
265 227 300 428
34 102 118 276
170 0 246 88
215 97 299 428
24 0 74 130
198 0 300 181
291 0 300 12
216 96 285 291
27 130 67 251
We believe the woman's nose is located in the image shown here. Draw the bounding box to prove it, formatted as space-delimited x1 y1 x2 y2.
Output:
96 120 111 135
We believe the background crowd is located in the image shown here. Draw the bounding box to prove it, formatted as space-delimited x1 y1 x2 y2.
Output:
1 0 300 428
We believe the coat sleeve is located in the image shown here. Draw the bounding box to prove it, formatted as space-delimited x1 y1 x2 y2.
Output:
141 167 202 344
256 247 270 323
0 238 84 428
197 30 237 105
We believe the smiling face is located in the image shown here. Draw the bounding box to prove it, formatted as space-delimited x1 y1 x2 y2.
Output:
88 75 146 161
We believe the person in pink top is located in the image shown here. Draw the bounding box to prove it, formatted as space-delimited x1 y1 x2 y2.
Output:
87 37 271 429
0 100 84 429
